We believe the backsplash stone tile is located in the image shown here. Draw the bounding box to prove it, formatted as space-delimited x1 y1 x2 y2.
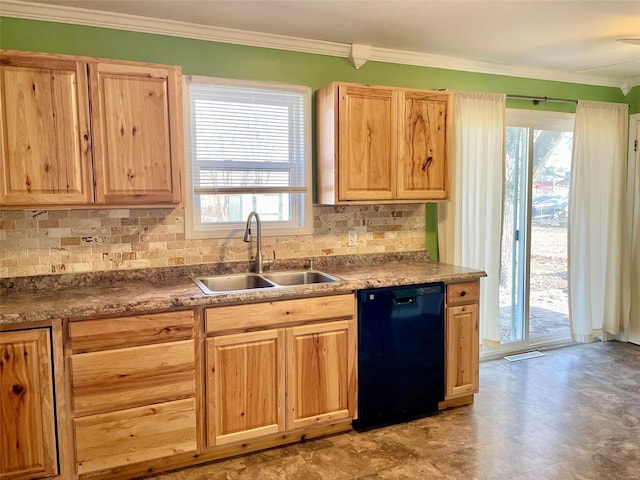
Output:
0 204 426 278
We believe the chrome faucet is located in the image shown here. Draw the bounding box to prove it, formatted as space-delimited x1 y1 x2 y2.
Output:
243 211 274 273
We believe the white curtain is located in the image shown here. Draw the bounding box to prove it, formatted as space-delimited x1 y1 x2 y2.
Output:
438 91 506 348
569 100 628 342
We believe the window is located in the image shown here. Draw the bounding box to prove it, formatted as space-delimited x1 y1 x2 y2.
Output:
184 76 312 239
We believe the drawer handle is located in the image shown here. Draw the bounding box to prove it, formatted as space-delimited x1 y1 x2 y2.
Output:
460 291 466 297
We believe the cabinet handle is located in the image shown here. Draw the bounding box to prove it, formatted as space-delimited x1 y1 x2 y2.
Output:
460 291 466 297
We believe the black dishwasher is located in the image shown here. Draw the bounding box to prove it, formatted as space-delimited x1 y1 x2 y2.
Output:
353 283 445 431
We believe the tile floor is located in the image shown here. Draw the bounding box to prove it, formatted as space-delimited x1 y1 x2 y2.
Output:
151 341 640 480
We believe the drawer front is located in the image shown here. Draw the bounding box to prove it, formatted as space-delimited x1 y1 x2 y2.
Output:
74 398 196 476
446 281 480 305
71 340 195 415
69 310 194 353
206 294 354 334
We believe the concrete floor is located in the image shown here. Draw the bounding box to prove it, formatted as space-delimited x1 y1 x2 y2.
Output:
151 341 640 480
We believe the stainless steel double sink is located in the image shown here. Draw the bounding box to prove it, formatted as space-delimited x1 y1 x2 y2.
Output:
192 270 339 295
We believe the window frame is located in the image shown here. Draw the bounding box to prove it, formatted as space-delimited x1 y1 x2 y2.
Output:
183 75 313 239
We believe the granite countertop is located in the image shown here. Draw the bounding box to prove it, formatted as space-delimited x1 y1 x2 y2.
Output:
0 252 486 326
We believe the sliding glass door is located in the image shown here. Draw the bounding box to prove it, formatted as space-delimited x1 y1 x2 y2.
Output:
499 110 574 350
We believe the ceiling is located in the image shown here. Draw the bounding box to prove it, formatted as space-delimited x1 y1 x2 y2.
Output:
4 0 640 91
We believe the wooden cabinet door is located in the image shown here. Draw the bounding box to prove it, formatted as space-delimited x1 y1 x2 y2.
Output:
337 84 397 201
89 61 183 204
397 90 450 200
0 52 93 205
0 329 57 479
445 303 480 398
206 329 285 446
286 319 355 430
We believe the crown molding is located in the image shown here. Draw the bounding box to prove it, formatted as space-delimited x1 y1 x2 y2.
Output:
0 0 350 57
369 47 631 91
1 0 637 93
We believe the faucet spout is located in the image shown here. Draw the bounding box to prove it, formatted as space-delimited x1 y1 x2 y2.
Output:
243 211 264 273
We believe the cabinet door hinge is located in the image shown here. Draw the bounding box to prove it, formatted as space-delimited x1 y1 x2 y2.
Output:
635 139 638 152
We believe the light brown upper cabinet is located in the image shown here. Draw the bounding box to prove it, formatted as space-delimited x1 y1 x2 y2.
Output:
0 50 183 208
0 53 94 205
316 82 451 204
89 61 183 205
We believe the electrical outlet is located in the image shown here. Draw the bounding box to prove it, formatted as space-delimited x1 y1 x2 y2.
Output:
348 230 357 247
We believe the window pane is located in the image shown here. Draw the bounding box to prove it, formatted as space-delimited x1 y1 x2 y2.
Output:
199 193 295 224
500 126 528 342
198 167 291 189
194 101 290 162
190 82 306 190
530 130 571 339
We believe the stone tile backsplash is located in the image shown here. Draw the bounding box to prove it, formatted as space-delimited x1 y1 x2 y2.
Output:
0 205 427 278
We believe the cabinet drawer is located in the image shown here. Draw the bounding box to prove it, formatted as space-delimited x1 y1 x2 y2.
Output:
74 398 196 476
206 294 354 334
446 281 479 305
69 310 194 353
71 340 195 415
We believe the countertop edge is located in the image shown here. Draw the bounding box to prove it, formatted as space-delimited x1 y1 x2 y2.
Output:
1 261 486 327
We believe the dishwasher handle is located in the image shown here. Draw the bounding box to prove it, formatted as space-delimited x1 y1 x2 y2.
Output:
394 296 416 305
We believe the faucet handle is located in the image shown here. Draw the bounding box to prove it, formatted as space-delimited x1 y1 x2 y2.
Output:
263 250 276 271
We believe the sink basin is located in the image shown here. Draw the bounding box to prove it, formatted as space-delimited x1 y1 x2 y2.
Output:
262 270 338 286
192 270 339 295
192 273 276 295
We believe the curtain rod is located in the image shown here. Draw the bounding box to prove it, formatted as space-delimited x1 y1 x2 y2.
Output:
507 94 578 105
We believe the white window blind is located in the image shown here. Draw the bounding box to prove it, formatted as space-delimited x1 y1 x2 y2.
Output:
185 76 312 238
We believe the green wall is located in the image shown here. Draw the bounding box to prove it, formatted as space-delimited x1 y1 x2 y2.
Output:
1 17 636 258
627 86 640 114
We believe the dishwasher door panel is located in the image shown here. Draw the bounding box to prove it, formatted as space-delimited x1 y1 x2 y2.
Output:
355 283 445 430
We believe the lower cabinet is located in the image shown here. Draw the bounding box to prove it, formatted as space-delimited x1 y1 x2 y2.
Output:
67 310 197 477
444 281 480 400
286 320 354 430
206 329 285 446
0 329 58 480
204 294 356 448
2 283 484 478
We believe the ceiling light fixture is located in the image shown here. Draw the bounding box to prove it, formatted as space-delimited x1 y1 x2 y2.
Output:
617 38 640 45
576 37 640 73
